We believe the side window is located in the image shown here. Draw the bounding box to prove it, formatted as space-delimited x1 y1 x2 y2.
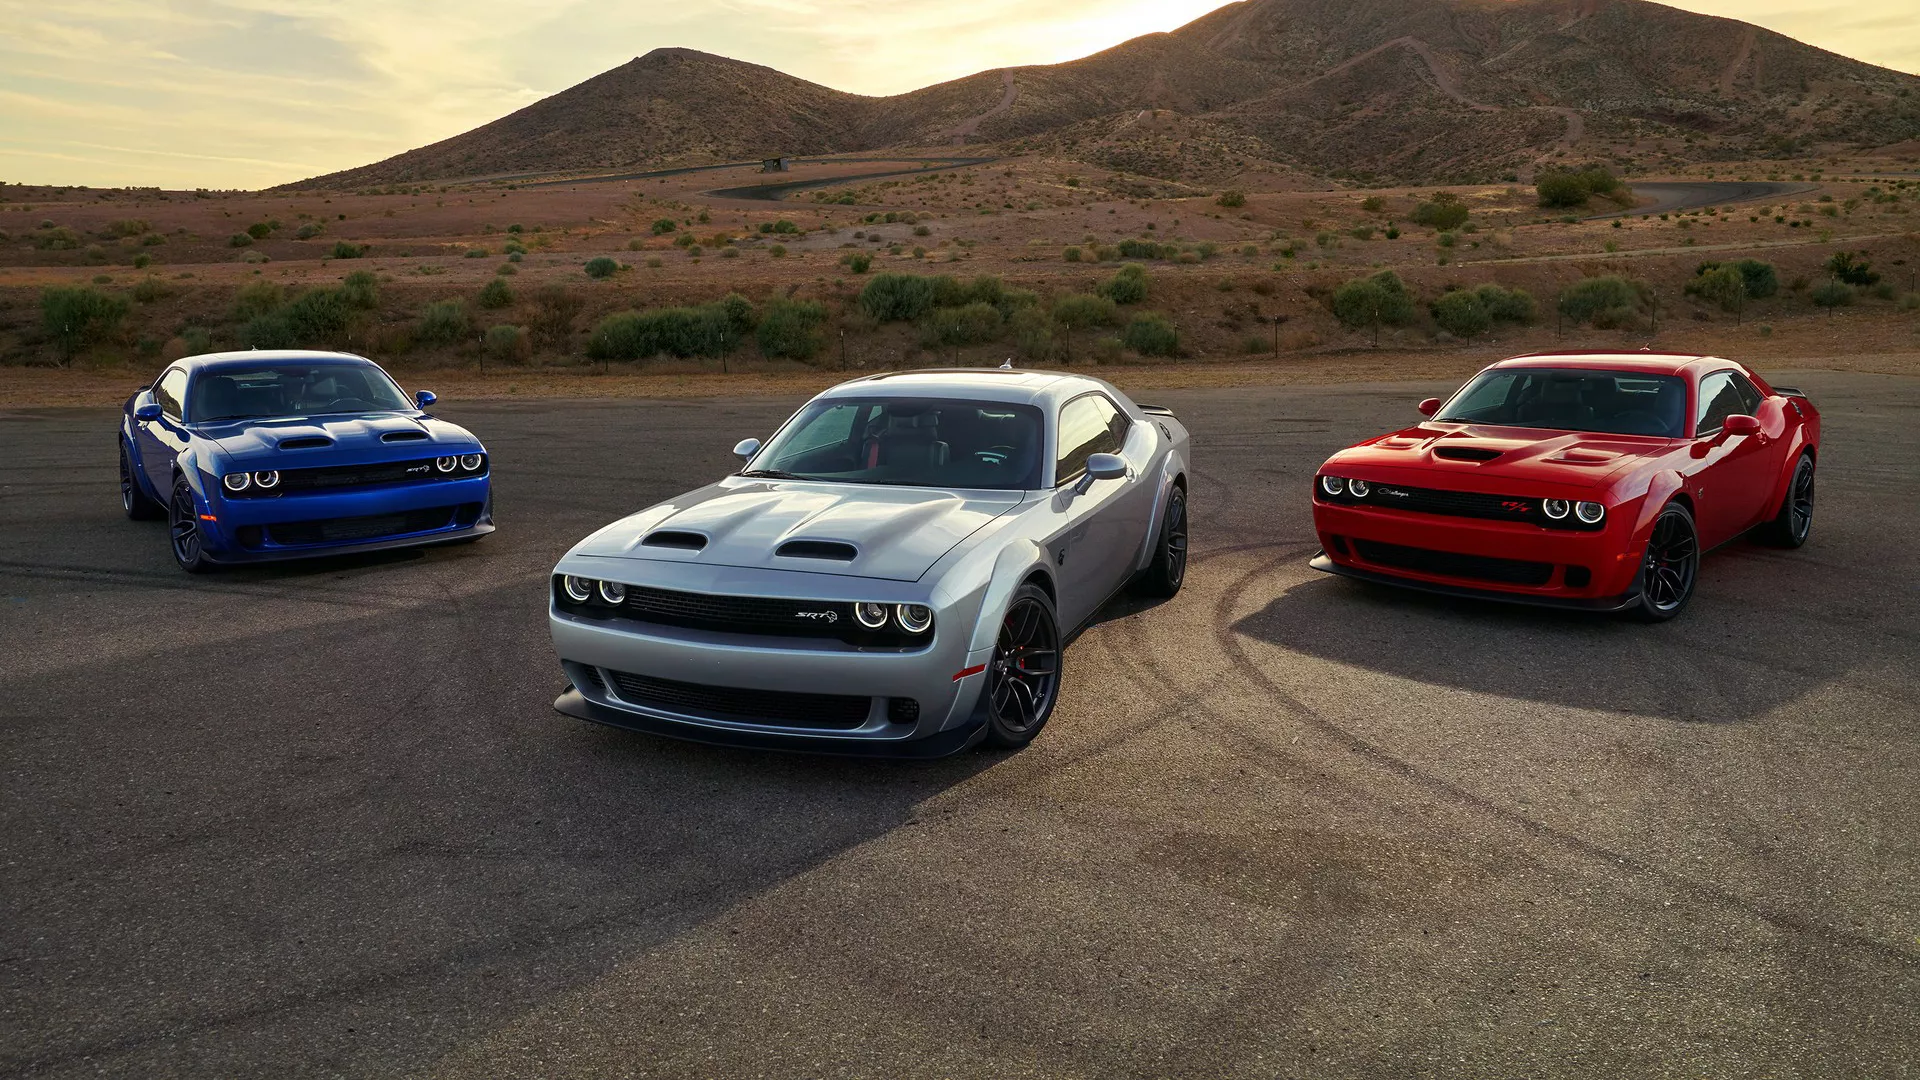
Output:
155 369 188 420
1694 372 1746 435
1731 372 1764 415
1055 395 1124 484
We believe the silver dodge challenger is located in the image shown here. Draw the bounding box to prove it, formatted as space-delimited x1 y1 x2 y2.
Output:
548 368 1191 756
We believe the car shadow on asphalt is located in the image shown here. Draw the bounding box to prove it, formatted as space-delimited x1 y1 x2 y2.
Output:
1230 571 1833 725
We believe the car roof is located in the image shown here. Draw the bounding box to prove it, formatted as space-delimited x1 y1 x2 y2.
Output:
1492 351 1736 377
816 368 1120 409
170 350 379 375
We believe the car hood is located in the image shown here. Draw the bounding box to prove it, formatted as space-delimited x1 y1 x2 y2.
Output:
202 412 479 461
1326 423 1674 490
572 479 1024 582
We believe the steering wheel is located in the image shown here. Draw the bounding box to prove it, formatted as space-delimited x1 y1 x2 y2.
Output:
973 444 1017 466
1611 410 1664 435
319 397 377 412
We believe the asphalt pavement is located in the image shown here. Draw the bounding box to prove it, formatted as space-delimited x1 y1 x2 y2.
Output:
2 371 1916 1078
1584 180 1819 219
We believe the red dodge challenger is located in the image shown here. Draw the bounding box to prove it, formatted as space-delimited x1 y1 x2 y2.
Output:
1310 352 1820 621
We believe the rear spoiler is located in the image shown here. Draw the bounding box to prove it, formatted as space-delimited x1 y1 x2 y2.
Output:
1137 403 1176 417
1771 386 1806 398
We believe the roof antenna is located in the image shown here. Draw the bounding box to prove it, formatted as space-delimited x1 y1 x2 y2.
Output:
1639 343 1653 351
999 357 1014 369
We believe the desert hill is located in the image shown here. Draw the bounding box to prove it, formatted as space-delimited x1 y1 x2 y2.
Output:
292 0 1920 189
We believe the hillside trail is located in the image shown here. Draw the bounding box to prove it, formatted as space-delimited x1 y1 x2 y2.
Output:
1719 25 1758 96
935 70 1018 146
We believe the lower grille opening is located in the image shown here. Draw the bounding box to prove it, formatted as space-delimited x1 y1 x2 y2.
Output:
235 525 264 549
452 501 484 527
605 670 871 729
887 698 920 726
1328 535 1350 557
1352 539 1554 586
577 666 607 692
267 507 454 546
1564 565 1592 588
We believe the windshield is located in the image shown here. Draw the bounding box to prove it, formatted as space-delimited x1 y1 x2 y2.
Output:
1436 368 1688 438
745 397 1045 490
188 363 413 423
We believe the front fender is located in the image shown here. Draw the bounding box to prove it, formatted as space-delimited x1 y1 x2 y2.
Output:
942 537 1053 657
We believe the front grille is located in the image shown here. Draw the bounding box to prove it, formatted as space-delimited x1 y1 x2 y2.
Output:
1352 539 1555 586
267 507 455 546
555 580 925 648
1317 480 1599 531
229 456 486 497
603 670 871 729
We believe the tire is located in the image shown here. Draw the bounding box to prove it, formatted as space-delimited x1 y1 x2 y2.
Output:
121 441 163 520
981 583 1062 750
1757 452 1815 549
1134 483 1188 598
1628 502 1698 623
168 479 214 574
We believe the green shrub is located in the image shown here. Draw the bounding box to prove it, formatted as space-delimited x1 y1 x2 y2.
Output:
41 286 129 362
295 223 324 240
1351 225 1376 241
1686 264 1748 312
1330 270 1416 329
1121 312 1179 356
477 277 514 310
1052 293 1119 329
246 222 272 239
1557 275 1647 326
483 324 531 364
771 219 801 235
330 241 364 259
1063 246 1082 262
1810 280 1855 308
719 292 756 333
1217 190 1247 208
584 256 619 279
1826 251 1879 286
1361 196 1387 213
1431 289 1492 336
33 226 80 251
923 302 1004 347
104 219 150 238
651 218 678 235
228 233 254 248
465 247 488 258
1474 283 1535 324
847 253 873 274
132 253 152 270
756 299 826 360
417 299 470 345
140 232 166 246
587 304 742 360
131 276 173 303
238 286 357 349
1008 306 1057 360
860 273 939 321
1100 264 1149 305
1410 193 1469 230
234 279 285 319
503 240 526 255
341 270 379 309
1536 166 1624 208
769 244 787 258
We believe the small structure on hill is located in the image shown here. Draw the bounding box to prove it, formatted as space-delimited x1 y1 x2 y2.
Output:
761 157 793 173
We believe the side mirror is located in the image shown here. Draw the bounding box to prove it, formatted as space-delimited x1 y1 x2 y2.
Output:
415 390 437 409
1418 397 1442 418
732 438 761 461
1074 452 1129 494
1722 414 1760 437
133 392 162 422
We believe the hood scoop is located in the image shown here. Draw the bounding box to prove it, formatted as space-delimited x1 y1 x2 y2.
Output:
276 436 333 450
380 431 429 443
776 540 858 561
1548 449 1622 465
1433 445 1505 462
641 530 708 551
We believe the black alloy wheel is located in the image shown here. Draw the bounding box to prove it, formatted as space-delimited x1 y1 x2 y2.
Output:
983 584 1061 749
1631 502 1698 622
121 442 162 520
1760 453 1815 548
1136 484 1189 598
169 479 211 574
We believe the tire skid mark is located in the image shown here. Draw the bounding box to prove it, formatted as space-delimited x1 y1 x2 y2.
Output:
1199 550 1920 970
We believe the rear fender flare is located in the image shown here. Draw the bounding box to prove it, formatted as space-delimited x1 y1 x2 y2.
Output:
1133 449 1187 573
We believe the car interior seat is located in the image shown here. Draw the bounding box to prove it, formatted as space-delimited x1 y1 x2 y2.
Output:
867 413 949 469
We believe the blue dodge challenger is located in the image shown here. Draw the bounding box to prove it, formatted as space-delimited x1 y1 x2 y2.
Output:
120 351 494 572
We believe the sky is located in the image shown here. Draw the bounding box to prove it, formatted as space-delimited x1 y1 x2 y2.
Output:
1 0 1915 191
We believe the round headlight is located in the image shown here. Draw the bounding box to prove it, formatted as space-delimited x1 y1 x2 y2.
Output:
460 453 484 472
597 580 627 604
1319 475 1345 496
222 472 251 492
895 604 933 634
1348 479 1371 498
1575 501 1606 524
252 470 280 489
854 602 889 629
435 456 458 473
563 575 594 603
1542 498 1571 520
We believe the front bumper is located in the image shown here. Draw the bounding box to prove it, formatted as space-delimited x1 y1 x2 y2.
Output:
1311 499 1645 606
548 558 994 754
200 475 493 562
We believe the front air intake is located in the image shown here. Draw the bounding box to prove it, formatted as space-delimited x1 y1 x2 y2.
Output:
277 437 332 450
1434 446 1504 462
642 531 708 550
380 431 429 443
776 540 857 561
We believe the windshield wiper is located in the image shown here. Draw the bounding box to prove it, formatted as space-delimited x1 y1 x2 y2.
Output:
738 469 816 481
